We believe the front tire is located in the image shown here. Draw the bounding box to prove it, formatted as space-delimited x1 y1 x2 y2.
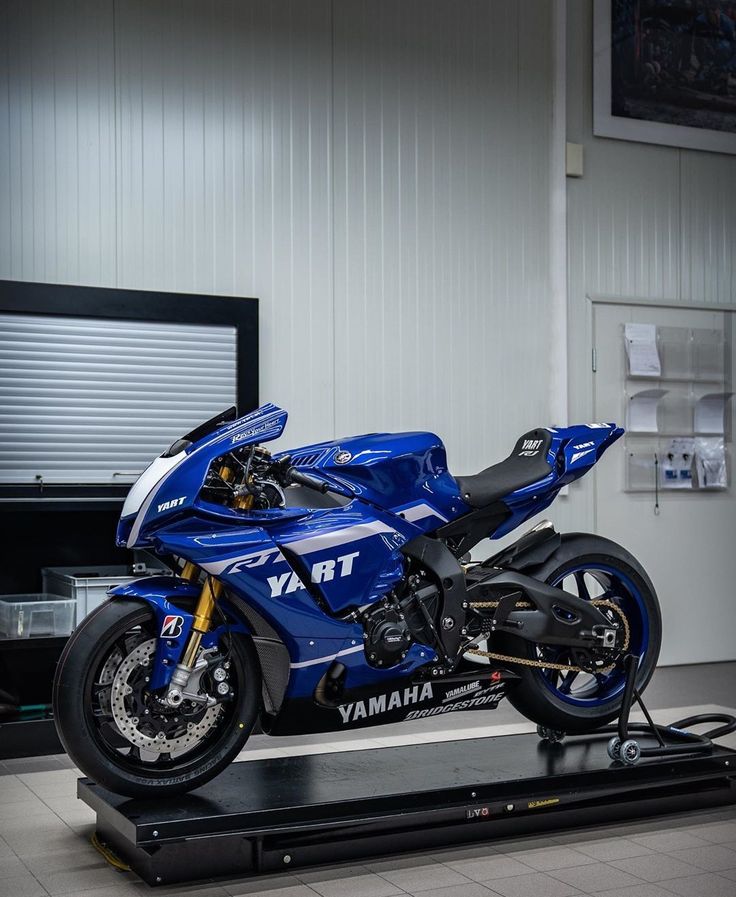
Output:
497 533 662 734
53 598 261 797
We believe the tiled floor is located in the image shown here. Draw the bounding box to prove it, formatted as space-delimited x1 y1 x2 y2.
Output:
0 662 735 897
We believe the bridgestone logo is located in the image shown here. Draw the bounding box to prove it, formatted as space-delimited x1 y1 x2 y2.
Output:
338 683 433 724
405 693 499 719
161 614 184 638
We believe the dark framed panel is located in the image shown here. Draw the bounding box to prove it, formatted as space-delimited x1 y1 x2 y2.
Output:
0 281 259 757
0 280 258 505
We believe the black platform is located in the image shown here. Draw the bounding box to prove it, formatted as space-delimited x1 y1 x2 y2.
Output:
78 732 736 887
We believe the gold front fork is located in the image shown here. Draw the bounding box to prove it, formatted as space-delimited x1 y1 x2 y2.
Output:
174 463 239 679
180 576 224 668
180 561 199 583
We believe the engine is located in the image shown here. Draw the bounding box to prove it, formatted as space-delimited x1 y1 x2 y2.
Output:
361 571 442 668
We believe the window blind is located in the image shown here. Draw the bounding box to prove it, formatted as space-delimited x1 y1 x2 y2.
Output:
0 313 237 484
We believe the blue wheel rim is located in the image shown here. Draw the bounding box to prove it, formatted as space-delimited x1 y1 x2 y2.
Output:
535 563 650 707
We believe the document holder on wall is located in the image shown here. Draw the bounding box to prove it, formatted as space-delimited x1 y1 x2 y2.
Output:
622 324 731 494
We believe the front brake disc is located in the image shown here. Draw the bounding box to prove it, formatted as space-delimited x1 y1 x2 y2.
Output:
110 639 222 755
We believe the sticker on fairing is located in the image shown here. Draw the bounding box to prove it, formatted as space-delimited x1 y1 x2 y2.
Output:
161 614 185 638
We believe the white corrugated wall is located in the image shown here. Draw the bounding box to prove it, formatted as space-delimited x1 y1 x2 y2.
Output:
0 0 553 477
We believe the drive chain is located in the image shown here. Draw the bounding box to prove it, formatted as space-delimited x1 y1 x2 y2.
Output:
465 599 630 673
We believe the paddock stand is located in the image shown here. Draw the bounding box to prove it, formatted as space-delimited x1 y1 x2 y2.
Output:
538 653 736 765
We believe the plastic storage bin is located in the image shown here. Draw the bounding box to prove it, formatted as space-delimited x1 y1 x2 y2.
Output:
42 564 170 622
0 594 76 639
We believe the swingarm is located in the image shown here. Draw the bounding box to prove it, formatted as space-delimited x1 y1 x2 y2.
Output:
465 569 620 651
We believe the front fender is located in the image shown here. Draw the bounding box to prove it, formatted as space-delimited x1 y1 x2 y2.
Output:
108 575 250 689
109 575 202 605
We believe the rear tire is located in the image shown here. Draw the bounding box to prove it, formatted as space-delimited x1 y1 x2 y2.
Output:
496 533 661 734
54 598 261 797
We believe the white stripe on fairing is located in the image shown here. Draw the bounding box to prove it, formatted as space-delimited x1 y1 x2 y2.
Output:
201 546 283 576
570 448 595 464
289 644 364 669
127 453 189 548
122 451 187 519
284 520 397 556
397 501 448 524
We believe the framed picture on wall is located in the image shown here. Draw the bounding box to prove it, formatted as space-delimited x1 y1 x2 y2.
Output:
594 0 736 155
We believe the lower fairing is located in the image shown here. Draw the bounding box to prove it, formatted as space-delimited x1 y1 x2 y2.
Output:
264 670 519 736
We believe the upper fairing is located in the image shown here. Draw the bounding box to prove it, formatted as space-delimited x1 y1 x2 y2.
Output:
118 404 288 548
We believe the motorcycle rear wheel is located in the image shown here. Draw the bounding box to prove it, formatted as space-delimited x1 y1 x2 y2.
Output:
496 533 662 734
53 597 260 797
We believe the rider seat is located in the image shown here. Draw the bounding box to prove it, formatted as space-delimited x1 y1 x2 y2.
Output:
455 428 553 508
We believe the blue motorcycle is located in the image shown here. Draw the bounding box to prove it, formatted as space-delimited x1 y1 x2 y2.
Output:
54 404 661 796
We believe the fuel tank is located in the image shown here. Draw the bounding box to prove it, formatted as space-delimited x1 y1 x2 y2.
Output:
280 431 466 521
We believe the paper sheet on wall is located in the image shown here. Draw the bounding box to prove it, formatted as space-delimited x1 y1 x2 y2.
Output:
624 323 661 377
627 388 667 433
694 393 733 435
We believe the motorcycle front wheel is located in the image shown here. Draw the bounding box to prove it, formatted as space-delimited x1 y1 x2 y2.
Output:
496 533 662 734
53 597 261 797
